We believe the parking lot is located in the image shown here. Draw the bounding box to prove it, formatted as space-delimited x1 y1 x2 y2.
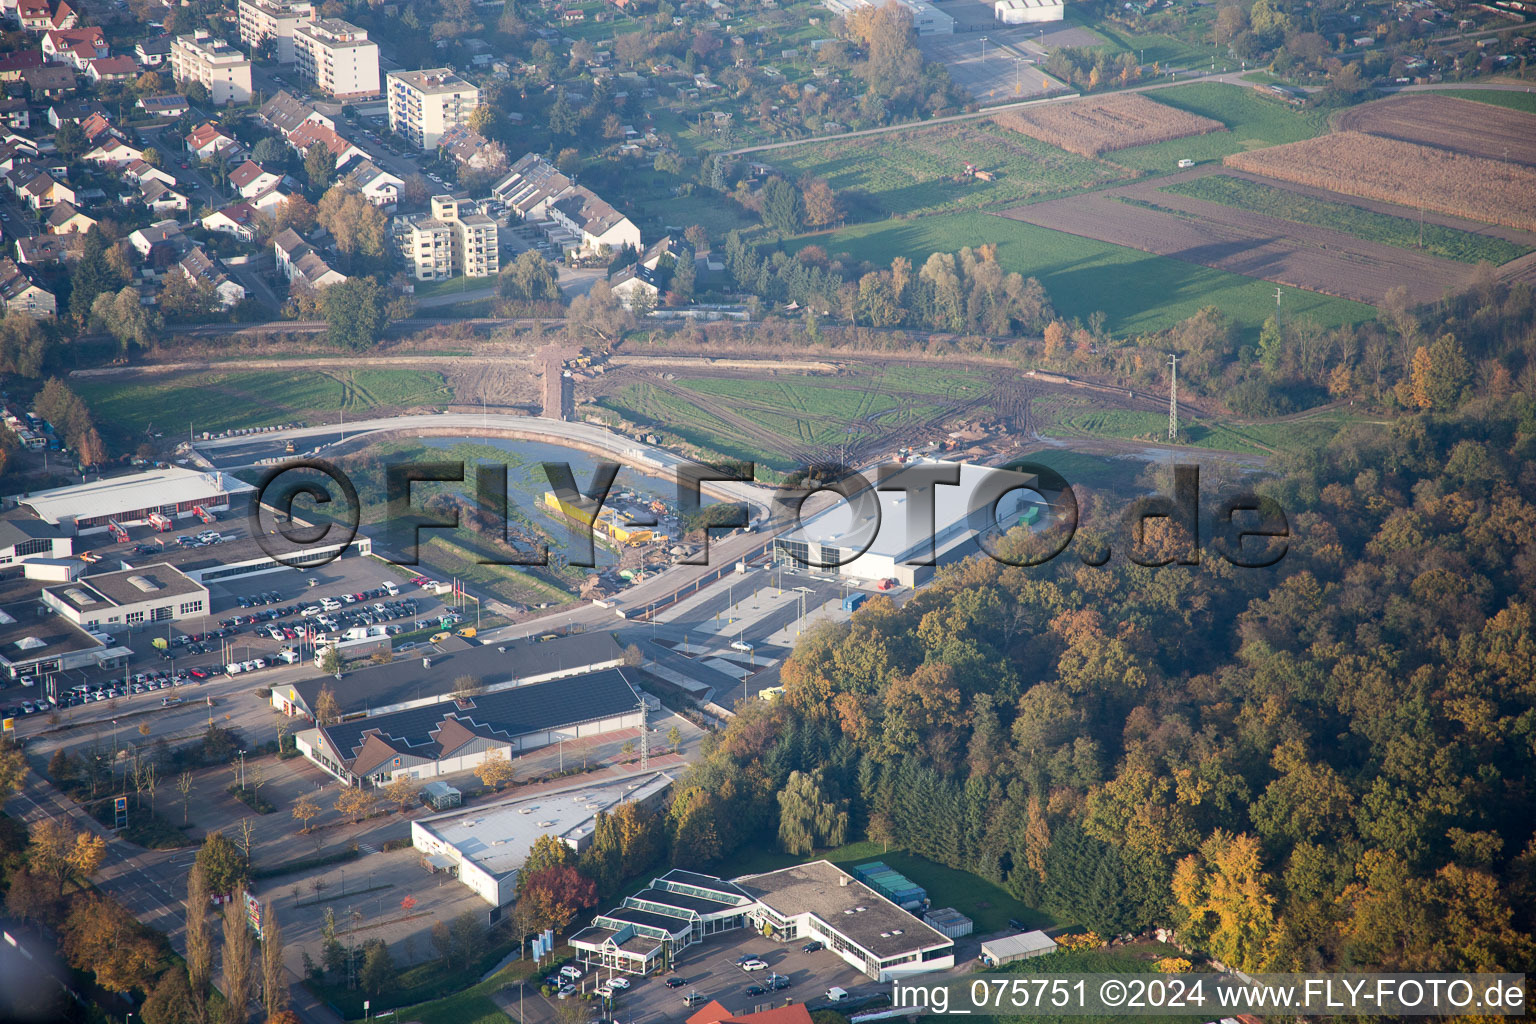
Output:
2 517 460 721
533 928 877 1024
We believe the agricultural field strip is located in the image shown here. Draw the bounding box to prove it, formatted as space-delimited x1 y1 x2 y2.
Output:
1334 93 1536 167
999 171 1474 306
1159 171 1536 265
766 120 1135 216
992 92 1225 158
1224 132 1536 234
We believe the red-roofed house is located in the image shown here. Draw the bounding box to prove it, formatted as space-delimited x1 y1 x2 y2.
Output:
202 201 259 241
82 135 144 168
0 50 45 83
15 0 55 32
228 159 280 199
41 27 105 67
686 1001 814 1024
285 120 367 166
47 0 77 28
86 55 138 84
185 121 235 160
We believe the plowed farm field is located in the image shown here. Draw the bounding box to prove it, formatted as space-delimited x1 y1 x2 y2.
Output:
998 168 1481 305
992 92 1225 157
1335 93 1536 167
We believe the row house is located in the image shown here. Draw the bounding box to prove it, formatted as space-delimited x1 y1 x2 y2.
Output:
0 257 55 318
273 227 347 289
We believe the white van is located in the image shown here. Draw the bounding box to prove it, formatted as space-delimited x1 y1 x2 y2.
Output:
826 988 850 1003
382 581 400 596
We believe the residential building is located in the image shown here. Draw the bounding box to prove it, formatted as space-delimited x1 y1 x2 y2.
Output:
293 18 378 100
284 120 366 166
257 89 331 135
44 201 93 233
16 170 74 210
492 152 640 256
337 156 402 208
81 135 143 167
134 35 172 66
272 227 346 289
138 178 189 214
549 187 640 257
85 55 137 84
185 121 235 160
228 159 280 199
136 94 189 118
393 194 499 280
0 50 45 83
386 68 478 150
170 31 253 106
16 234 83 264
122 158 176 188
18 64 74 97
438 123 506 172
608 263 658 309
127 220 183 257
236 0 314 63
201 201 259 240
0 98 31 130
177 246 245 308
0 257 54 317
40 26 105 66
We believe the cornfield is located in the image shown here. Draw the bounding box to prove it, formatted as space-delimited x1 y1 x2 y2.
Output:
993 94 1225 158
1225 131 1536 233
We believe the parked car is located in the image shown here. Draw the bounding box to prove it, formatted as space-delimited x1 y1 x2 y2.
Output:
665 978 687 989
801 941 824 953
740 959 768 972
606 978 630 990
556 984 577 1000
745 985 766 997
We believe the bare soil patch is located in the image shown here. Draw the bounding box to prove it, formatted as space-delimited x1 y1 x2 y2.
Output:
1335 93 1536 167
999 170 1477 305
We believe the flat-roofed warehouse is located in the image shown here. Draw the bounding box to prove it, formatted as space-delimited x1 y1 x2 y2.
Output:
271 630 624 719
295 666 647 785
411 771 672 906
995 0 1065 24
0 576 127 681
17 467 254 534
41 562 209 633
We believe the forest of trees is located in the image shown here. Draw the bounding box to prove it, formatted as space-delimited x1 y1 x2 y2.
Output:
653 279 1536 975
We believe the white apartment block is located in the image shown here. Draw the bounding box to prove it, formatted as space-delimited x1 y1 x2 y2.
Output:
394 195 499 281
171 31 253 106
386 68 478 150
237 0 314 63
294 19 379 99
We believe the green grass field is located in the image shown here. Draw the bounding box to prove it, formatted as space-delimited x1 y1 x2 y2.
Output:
1108 82 1331 172
792 211 1374 340
769 121 1133 218
74 369 453 441
1161 174 1533 265
1435 88 1536 115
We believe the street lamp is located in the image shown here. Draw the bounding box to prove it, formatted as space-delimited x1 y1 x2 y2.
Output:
238 749 246 790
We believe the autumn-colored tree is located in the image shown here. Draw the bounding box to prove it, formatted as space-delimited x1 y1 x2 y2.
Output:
474 748 516 791
384 775 419 814
519 864 598 934
313 686 341 726
262 900 289 1020
1171 830 1278 971
28 818 105 896
62 892 164 992
334 786 376 823
185 863 213 1022
222 898 254 1024
801 178 839 228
